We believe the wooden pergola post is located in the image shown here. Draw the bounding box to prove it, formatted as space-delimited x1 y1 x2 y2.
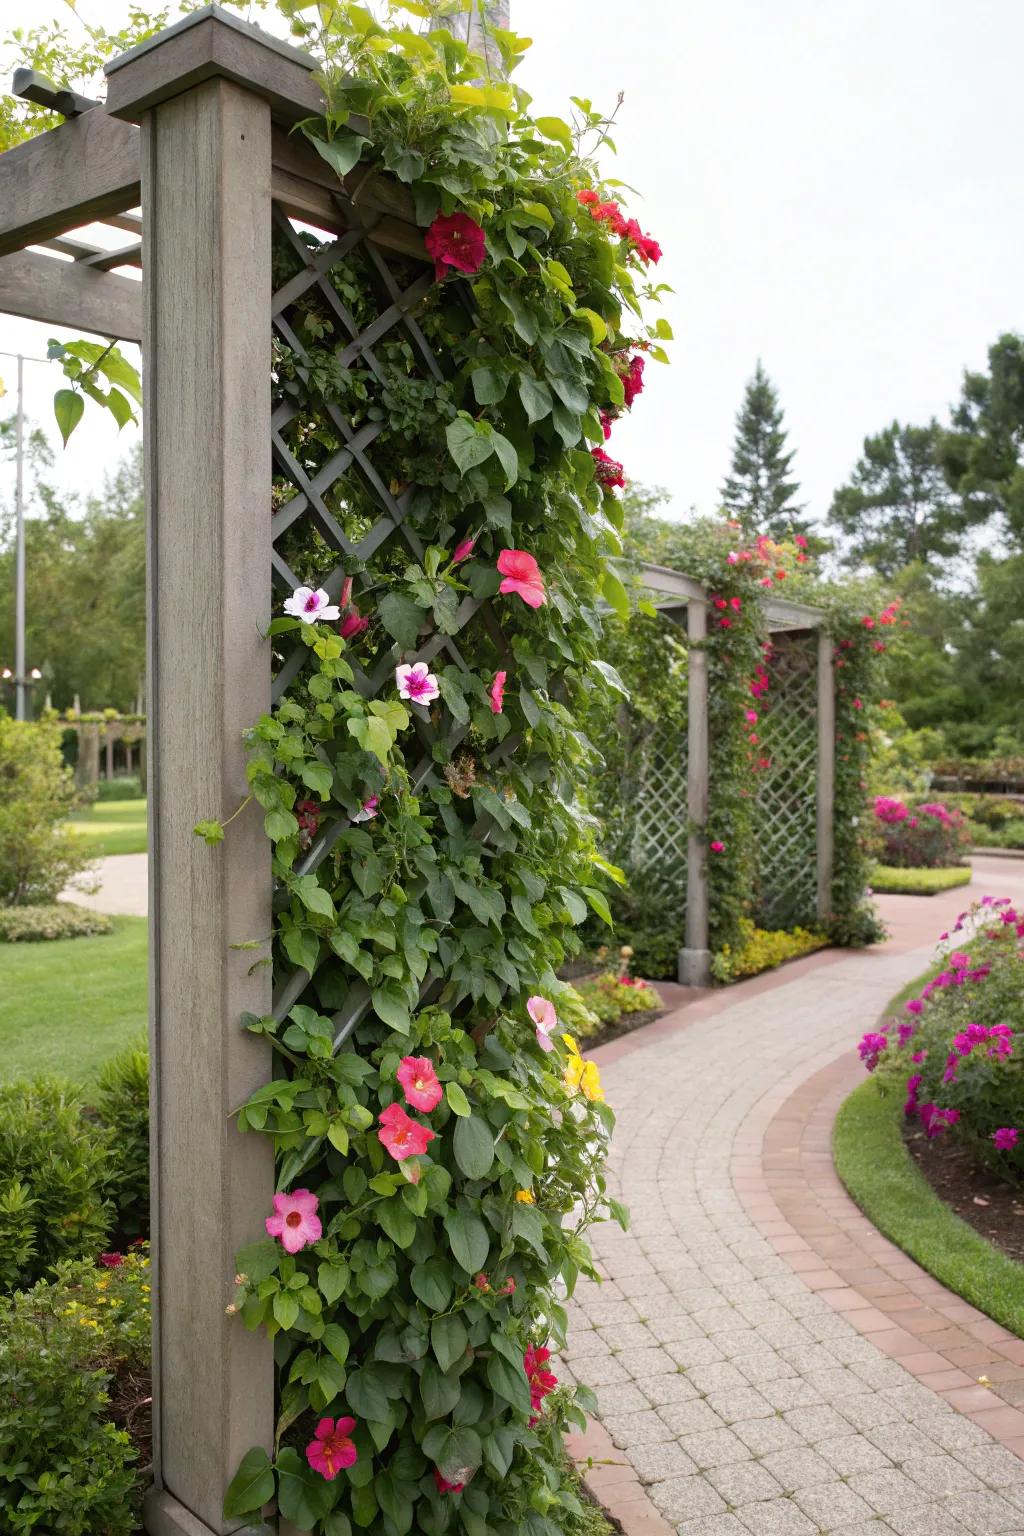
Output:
816 626 836 924
679 595 711 986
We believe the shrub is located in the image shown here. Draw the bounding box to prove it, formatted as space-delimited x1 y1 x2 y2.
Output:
573 973 661 1028
95 776 144 802
871 865 972 896
0 901 112 942
0 1248 150 1534
92 1044 150 1240
872 795 970 868
0 1078 112 1290
862 898 1024 1181
711 919 826 983
0 716 92 904
970 820 1024 850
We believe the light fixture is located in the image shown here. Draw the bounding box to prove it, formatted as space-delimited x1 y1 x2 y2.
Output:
30 667 42 680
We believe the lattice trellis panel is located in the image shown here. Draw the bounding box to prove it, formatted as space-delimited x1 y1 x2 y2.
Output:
624 720 688 913
267 196 516 1051
754 630 819 930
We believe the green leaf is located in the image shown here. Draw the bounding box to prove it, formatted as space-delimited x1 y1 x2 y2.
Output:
301 760 334 795
96 348 142 403
193 819 224 845
583 886 613 926
486 1349 532 1415
410 1259 453 1312
471 366 508 405
421 1359 461 1420
292 874 335 921
235 1238 280 1286
518 199 554 229
591 659 629 696
446 416 495 475
496 282 539 345
378 591 426 650
265 808 299 842
378 1196 417 1249
53 388 84 447
223 1445 275 1518
371 985 411 1034
422 1425 483 1486
534 115 573 150
277 1446 333 1530
445 1081 471 1118
489 431 520 490
321 1322 350 1366
274 1290 299 1330
348 715 393 765
345 1366 390 1422
431 1313 468 1373
601 565 631 621
517 374 552 423
453 1114 495 1179
309 130 369 179
444 1206 490 1274
104 386 134 430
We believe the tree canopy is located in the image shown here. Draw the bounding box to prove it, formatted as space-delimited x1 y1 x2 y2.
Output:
720 360 806 539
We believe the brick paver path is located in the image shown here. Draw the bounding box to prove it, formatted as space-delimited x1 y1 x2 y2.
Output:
566 860 1024 1535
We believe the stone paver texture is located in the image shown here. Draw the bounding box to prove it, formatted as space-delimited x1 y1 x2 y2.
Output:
565 887 1024 1536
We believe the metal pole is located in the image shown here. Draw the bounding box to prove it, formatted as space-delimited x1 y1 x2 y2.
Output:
14 354 25 722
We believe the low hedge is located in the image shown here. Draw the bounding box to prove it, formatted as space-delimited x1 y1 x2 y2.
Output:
870 865 972 895
711 919 827 982
0 902 113 942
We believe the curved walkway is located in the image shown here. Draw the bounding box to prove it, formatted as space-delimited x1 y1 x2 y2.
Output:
566 858 1024 1536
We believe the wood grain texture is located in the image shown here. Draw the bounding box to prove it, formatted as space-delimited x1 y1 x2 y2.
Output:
144 76 274 1534
0 250 142 342
816 627 836 922
0 109 140 257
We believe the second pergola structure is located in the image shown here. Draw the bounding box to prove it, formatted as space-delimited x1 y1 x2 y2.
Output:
0 9 836 1532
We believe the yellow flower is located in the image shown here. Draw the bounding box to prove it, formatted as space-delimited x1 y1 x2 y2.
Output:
515 1189 535 1204
563 1037 604 1101
579 1060 604 1102
78 1316 100 1328
562 1033 580 1057
563 1054 584 1095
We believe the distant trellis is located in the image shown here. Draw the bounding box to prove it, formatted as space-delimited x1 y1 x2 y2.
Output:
628 719 689 916
755 629 820 930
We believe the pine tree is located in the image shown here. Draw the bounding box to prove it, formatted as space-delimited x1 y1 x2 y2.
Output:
720 361 806 539
829 420 966 578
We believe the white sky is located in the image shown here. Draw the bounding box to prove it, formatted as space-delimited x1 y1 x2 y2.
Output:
2 0 1023 525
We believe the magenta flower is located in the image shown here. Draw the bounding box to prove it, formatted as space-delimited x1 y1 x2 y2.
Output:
497 549 546 608
396 662 440 706
355 795 379 822
265 1188 322 1254
306 1416 357 1480
905 998 923 1015
993 1128 1018 1151
284 585 340 624
453 535 476 564
339 609 369 640
489 670 507 715
710 840 725 853
396 1056 443 1113
858 1032 889 1071
527 995 558 1052
378 1102 436 1161
434 1469 466 1494
99 1252 124 1268
425 211 486 282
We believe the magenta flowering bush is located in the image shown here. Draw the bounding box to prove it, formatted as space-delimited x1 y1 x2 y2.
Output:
871 794 970 869
860 898 1024 1179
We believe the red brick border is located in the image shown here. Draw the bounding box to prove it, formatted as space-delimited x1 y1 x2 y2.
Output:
566 1418 674 1536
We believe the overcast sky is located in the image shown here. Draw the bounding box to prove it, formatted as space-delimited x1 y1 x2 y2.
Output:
2 0 1023 526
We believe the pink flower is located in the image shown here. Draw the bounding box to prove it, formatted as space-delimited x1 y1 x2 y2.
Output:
745 710 758 724
497 549 546 608
396 661 440 705
727 552 739 565
576 188 600 206
377 1102 436 1161
425 212 486 282
453 536 476 564
593 200 628 236
306 1416 357 1480
99 1252 124 1268
284 585 340 623
356 795 379 821
339 609 369 640
710 840 725 853
905 998 923 1015
489 670 507 714
434 1469 465 1494
527 995 558 1052
993 1128 1018 1151
621 353 645 408
396 1055 443 1113
591 446 625 490
265 1189 322 1254
794 535 808 549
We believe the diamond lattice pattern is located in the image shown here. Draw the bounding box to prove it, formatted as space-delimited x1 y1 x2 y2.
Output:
755 630 818 930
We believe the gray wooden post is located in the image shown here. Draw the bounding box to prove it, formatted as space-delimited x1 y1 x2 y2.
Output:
816 627 835 924
106 14 290 1532
679 596 711 986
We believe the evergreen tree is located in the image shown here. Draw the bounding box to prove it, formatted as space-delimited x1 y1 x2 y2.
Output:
720 361 806 539
829 420 966 578
937 332 1024 546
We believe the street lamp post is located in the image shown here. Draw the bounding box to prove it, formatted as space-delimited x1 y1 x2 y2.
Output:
1 664 42 718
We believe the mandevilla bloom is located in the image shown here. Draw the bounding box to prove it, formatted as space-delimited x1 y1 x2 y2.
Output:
497 549 546 608
396 1055 443 1113
489 669 507 715
377 1102 436 1161
425 211 486 282
306 1416 357 1480
396 661 440 705
993 1128 1019 1151
527 994 558 1052
284 585 340 623
265 1188 322 1253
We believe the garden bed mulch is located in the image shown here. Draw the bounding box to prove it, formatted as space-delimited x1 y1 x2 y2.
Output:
904 1122 1024 1265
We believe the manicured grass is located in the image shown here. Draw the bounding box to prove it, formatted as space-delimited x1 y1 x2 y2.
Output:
68 798 148 857
834 1028 1024 1340
0 915 147 1083
871 863 972 896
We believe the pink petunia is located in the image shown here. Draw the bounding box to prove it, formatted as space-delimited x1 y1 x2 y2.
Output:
497 550 546 608
377 1102 436 1161
396 661 440 706
306 1416 357 1480
265 1188 322 1254
489 670 507 714
396 1056 443 1113
527 995 558 1053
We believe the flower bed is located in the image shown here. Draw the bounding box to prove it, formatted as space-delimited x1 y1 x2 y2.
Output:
710 918 826 982
871 794 970 868
870 865 972 896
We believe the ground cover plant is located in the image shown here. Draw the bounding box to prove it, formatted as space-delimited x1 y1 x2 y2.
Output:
710 918 826 982
0 901 112 942
870 865 972 896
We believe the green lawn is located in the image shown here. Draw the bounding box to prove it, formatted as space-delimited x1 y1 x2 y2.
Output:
68 798 149 857
833 961 1024 1338
0 916 147 1083
871 863 972 896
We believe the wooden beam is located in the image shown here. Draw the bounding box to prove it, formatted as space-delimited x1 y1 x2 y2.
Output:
680 596 712 987
0 108 140 258
0 249 142 342
816 629 836 924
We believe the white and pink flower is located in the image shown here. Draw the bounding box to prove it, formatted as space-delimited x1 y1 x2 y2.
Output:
396 662 440 706
284 585 340 623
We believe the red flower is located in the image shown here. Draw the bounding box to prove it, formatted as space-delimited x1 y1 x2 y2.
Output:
306 1416 357 1480
452 535 475 564
99 1252 124 1268
434 1469 465 1494
625 219 662 264
474 1273 491 1291
296 800 321 846
591 447 625 490
621 353 645 408
524 1344 558 1414
339 609 369 640
425 212 486 282
377 1102 436 1161
489 669 507 714
593 200 628 236
497 549 546 608
599 409 616 440
396 1055 443 1113
576 188 600 206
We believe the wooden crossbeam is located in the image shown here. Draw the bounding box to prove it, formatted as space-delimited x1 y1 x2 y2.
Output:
0 108 140 258
0 249 142 342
